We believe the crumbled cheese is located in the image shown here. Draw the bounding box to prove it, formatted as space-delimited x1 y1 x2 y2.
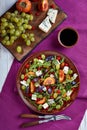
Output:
63 66 69 74
36 70 42 77
42 103 49 109
48 99 55 104
73 73 78 79
50 74 54 78
20 80 28 87
47 8 58 23
42 86 47 91
38 59 44 63
66 90 72 96
31 94 37 101
39 16 52 33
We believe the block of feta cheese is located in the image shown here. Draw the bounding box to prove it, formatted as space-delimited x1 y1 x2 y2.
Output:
63 66 69 74
47 8 58 23
42 103 49 109
31 94 37 101
20 80 28 87
38 16 52 33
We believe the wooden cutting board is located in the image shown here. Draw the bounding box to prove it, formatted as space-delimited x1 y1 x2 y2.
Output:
0 0 67 61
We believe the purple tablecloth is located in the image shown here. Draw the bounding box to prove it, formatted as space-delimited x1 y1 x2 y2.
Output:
0 0 87 130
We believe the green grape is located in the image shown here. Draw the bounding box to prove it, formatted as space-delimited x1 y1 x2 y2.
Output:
27 25 32 30
4 36 9 41
11 13 15 17
6 41 11 46
17 22 22 27
25 14 30 20
26 40 31 46
24 19 28 24
5 12 11 19
2 40 6 45
14 17 19 23
23 24 28 29
15 30 21 37
19 27 24 33
10 36 15 40
1 30 6 35
30 37 35 42
14 10 18 15
2 22 8 27
21 18 25 24
9 29 15 35
16 46 23 53
29 33 34 37
8 23 14 29
1 18 7 22
21 12 26 17
21 34 27 39
29 15 33 21
10 39 14 45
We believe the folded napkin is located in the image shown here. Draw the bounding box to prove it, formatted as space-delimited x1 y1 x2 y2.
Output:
0 0 17 16
0 0 17 92
0 44 14 92
78 110 87 130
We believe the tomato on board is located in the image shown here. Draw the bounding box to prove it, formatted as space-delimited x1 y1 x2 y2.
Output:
16 0 32 12
38 0 49 12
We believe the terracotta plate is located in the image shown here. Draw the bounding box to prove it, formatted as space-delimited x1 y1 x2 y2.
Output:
16 51 80 114
0 0 67 61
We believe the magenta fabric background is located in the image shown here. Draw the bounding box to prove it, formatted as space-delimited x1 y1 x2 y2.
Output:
0 0 87 130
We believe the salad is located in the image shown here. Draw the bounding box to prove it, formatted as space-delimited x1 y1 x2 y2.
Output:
18 52 80 113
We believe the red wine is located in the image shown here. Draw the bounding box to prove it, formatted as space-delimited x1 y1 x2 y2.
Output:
60 28 78 46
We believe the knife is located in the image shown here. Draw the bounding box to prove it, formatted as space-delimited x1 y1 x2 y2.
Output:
20 114 71 127
20 113 56 119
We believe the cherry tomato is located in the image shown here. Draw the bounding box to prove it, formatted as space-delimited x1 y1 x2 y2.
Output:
59 69 64 82
38 0 48 12
16 0 32 12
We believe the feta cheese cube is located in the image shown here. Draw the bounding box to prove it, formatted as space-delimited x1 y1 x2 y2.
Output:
20 80 28 87
39 16 52 33
50 74 54 78
42 86 47 91
63 66 69 74
38 59 44 63
31 94 37 101
42 103 49 109
47 8 58 23
73 73 78 79
48 99 55 104
66 90 72 96
36 70 42 77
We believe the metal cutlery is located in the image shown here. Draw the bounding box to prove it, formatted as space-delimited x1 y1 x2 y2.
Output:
20 114 71 127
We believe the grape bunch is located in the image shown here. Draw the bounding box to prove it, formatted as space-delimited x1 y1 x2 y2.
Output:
0 10 35 49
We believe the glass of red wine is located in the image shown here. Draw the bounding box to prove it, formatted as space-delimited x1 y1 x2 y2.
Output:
58 27 79 48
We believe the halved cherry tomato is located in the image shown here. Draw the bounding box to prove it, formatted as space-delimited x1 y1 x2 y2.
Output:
60 62 65 69
30 81 35 93
16 0 32 12
43 77 55 85
36 97 46 104
24 71 35 77
38 0 48 12
59 69 64 83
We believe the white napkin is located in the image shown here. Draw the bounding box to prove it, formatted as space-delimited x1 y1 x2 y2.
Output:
0 44 14 92
0 0 17 92
78 110 87 130
0 0 17 16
